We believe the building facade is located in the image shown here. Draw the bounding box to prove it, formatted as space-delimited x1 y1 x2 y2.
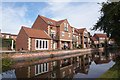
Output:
32 15 73 50
1 33 17 41
16 27 52 51
16 15 91 51
1 33 17 50
78 28 90 48
93 34 108 47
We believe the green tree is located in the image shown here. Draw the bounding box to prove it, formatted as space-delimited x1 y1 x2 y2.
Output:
92 1 120 45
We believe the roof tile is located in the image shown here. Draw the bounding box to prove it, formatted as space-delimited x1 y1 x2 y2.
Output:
22 26 51 39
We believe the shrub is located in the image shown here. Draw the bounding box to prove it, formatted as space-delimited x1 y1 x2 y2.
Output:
2 58 14 72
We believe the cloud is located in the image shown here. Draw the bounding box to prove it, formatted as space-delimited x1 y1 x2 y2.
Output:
2 0 108 2
1 4 32 34
40 1 103 35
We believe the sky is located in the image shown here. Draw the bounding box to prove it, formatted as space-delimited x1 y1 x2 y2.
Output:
0 0 108 35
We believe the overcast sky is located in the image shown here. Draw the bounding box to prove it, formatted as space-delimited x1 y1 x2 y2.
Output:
0 0 108 35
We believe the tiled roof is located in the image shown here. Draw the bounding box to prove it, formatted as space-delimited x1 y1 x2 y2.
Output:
22 26 51 40
91 37 97 41
94 34 107 38
56 19 66 26
39 15 65 26
1 33 17 36
78 28 86 33
74 28 79 35
39 15 56 26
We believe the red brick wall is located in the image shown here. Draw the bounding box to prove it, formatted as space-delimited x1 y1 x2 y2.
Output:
16 28 28 51
32 16 48 33
59 20 72 41
31 38 35 51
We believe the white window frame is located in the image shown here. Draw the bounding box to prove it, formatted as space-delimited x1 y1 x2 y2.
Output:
67 23 68 31
6 35 10 38
64 23 68 31
35 63 49 76
35 39 49 50
62 31 65 36
68 33 71 37
73 28 74 33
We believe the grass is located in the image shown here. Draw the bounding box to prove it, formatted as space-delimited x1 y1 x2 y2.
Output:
97 58 120 79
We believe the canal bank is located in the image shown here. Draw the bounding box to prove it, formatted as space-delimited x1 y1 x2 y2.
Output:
3 48 104 62
2 48 103 72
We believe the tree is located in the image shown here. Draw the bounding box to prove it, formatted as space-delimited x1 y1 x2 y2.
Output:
92 1 120 45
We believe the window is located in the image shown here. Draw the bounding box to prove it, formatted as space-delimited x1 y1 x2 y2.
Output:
43 41 44 48
68 33 71 37
35 65 39 75
53 61 56 67
36 40 39 48
73 28 74 33
45 63 48 71
35 63 49 75
6 35 10 38
64 23 68 31
63 71 65 77
46 41 47 48
35 39 48 50
39 65 41 73
41 64 43 73
69 69 71 74
67 24 68 31
51 72 56 78
62 32 64 36
40 40 41 48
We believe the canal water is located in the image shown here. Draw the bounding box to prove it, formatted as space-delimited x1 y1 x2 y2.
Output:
1 51 117 79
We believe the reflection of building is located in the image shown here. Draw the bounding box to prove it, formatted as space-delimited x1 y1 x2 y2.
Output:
15 54 91 79
93 52 115 65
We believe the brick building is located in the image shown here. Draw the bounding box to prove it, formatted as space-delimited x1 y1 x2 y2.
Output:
16 27 52 51
16 15 91 51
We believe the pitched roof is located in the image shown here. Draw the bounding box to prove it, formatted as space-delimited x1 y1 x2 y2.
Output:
91 37 97 41
74 28 79 35
39 15 66 26
77 28 86 34
94 34 107 38
56 19 66 26
1 33 17 36
39 15 56 26
22 26 51 40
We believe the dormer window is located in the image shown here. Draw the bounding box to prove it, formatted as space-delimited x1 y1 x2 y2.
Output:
48 21 53 25
47 21 51 24
50 22 53 24
64 23 68 32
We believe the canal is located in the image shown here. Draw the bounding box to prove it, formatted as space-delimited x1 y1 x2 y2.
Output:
1 51 117 79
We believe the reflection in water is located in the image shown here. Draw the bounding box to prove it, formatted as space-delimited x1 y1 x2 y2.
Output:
1 51 116 79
